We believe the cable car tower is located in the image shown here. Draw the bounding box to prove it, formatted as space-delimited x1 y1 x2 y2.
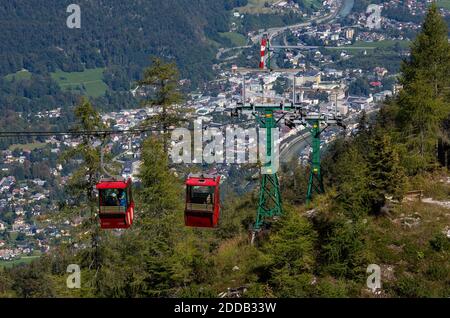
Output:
293 88 346 205
302 111 344 205
232 34 302 238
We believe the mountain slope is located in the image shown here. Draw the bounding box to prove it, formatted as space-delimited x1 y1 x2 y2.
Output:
0 0 246 84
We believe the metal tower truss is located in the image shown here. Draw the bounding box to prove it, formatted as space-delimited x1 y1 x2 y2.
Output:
303 112 345 205
234 102 301 232
306 119 325 204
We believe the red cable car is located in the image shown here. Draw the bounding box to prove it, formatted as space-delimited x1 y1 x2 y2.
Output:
96 178 134 229
185 174 221 228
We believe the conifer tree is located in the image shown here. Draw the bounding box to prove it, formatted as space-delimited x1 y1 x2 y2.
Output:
264 208 317 297
333 146 371 218
138 136 183 219
400 3 450 97
366 129 406 213
396 3 450 172
396 79 447 171
61 97 105 202
60 98 109 283
139 57 187 152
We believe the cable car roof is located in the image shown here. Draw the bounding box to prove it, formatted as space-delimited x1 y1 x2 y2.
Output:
186 174 220 186
96 179 129 189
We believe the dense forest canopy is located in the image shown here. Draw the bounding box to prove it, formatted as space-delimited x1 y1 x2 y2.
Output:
0 0 249 83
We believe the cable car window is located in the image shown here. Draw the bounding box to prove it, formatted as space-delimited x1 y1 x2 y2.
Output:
100 189 128 208
188 186 214 204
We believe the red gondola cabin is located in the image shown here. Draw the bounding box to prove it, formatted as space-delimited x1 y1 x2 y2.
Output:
96 178 134 229
185 174 221 228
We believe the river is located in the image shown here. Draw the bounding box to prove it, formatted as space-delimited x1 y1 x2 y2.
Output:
338 0 355 18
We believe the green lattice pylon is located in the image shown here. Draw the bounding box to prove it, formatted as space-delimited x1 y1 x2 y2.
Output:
306 119 324 205
254 109 282 230
255 173 282 230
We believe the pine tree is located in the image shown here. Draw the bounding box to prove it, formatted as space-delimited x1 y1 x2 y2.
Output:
396 3 450 172
61 97 105 202
60 98 109 283
264 207 317 297
333 145 371 218
138 136 183 219
366 129 406 213
354 110 372 157
357 110 369 133
396 79 447 172
400 2 450 98
139 57 187 152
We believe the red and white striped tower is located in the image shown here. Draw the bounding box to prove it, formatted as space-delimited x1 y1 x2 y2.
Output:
259 37 267 69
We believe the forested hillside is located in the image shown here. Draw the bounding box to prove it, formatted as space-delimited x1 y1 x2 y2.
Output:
0 0 249 83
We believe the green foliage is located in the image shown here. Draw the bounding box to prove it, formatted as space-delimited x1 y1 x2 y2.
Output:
139 58 189 150
315 277 356 298
219 32 248 47
366 130 407 206
57 98 110 286
138 136 183 219
324 130 406 217
269 271 316 297
429 233 450 252
280 159 309 205
261 208 317 297
8 262 55 298
264 208 316 273
79 135 213 298
215 193 256 240
0 0 249 140
176 285 218 298
211 236 268 294
314 212 369 279
394 274 431 298
425 260 450 281
139 58 183 108
395 79 448 172
393 3 450 173
331 145 371 218
407 170 450 199
0 0 239 84
0 269 14 297
400 3 450 94
60 98 105 202
272 77 289 95
50 68 108 98
2 5 450 299
336 48 404 74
